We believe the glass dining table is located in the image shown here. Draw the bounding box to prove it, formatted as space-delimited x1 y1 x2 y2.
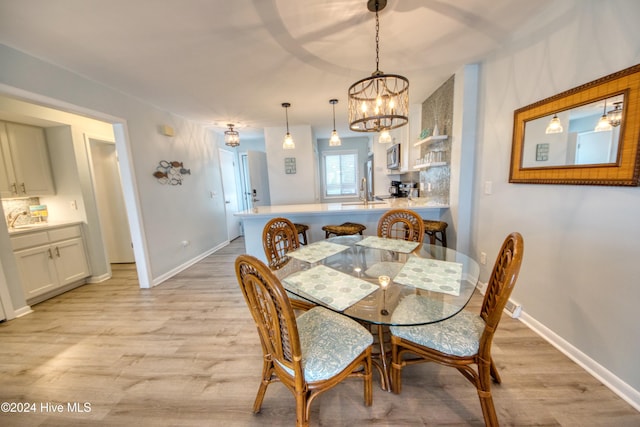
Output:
273 235 481 390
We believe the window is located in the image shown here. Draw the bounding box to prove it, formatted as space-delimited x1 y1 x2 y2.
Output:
323 151 358 197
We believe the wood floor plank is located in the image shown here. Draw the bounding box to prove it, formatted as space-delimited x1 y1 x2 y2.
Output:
0 237 638 426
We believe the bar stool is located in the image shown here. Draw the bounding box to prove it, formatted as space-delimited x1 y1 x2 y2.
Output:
322 222 366 238
422 219 448 248
293 223 310 245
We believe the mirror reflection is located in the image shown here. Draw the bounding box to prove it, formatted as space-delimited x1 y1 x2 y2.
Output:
521 94 624 168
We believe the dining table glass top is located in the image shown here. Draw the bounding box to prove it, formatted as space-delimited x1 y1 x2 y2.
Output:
274 235 481 326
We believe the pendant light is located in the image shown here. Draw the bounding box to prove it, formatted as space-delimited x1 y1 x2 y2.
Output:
378 129 392 143
594 99 612 132
607 101 623 127
545 114 563 134
282 102 295 149
348 0 409 133
329 99 342 146
224 124 240 147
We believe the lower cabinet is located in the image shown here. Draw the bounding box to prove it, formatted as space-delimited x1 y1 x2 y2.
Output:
11 224 90 303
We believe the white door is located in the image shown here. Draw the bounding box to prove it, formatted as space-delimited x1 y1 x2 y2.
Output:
219 149 241 240
247 151 271 207
575 131 613 165
88 138 135 263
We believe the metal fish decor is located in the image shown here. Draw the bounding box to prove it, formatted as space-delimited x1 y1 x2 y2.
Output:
153 160 190 185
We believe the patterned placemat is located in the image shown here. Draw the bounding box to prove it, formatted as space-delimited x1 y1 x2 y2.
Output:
283 265 378 311
356 236 419 253
287 241 349 264
393 257 463 296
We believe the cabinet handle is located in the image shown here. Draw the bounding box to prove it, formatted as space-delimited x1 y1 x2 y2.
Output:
11 183 17 195
20 183 26 194
55 247 60 257
48 248 53 259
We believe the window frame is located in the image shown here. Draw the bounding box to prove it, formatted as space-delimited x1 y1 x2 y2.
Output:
321 150 359 200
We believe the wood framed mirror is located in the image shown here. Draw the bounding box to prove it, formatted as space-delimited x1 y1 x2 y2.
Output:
509 64 640 186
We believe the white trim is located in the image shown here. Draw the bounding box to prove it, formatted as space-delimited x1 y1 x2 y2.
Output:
519 310 640 412
13 305 33 318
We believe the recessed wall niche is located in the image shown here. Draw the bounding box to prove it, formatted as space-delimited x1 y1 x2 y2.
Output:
420 75 454 205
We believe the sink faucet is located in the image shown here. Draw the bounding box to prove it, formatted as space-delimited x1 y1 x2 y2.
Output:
6 209 28 228
359 177 369 205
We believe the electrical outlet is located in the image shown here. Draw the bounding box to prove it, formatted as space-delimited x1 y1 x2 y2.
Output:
484 181 492 195
480 252 487 265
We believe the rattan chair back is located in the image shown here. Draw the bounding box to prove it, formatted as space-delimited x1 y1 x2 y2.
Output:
263 217 300 270
377 209 425 243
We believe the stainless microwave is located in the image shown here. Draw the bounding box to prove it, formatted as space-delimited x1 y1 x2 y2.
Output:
386 143 401 169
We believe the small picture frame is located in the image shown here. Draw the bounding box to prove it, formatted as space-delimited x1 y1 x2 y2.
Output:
285 157 296 174
536 143 549 161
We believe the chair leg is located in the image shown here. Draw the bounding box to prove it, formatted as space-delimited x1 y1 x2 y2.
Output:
364 351 373 406
390 341 402 394
489 357 502 384
477 358 499 427
295 391 310 427
440 230 447 248
253 356 273 413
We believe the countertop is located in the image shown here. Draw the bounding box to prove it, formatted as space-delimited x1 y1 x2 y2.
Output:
235 199 449 218
7 220 85 236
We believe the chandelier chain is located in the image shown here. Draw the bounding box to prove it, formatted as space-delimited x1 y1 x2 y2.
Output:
375 3 380 72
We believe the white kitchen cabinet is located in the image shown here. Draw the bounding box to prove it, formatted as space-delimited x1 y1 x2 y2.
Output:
11 224 90 303
0 121 55 198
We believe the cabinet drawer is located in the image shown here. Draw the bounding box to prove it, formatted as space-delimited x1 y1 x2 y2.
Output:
48 225 82 242
10 231 49 251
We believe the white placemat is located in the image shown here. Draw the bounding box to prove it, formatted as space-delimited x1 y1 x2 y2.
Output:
287 241 349 264
356 236 419 253
283 265 378 311
393 257 463 296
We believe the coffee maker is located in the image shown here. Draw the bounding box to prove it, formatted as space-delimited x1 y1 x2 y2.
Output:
389 181 418 198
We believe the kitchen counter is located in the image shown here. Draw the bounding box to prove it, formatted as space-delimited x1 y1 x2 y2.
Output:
235 200 449 262
7 220 85 235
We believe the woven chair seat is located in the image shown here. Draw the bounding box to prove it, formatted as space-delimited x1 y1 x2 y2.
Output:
294 223 310 245
422 219 448 247
322 222 366 237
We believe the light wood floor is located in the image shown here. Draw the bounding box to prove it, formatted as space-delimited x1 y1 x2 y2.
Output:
1 237 638 426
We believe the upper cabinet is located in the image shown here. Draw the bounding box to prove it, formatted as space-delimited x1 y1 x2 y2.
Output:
0 121 55 198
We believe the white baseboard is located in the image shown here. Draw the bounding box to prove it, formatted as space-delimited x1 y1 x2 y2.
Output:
519 310 640 412
87 273 111 283
152 240 229 287
13 305 33 318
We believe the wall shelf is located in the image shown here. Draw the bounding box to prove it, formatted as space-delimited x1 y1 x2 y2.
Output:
414 134 448 147
414 162 448 170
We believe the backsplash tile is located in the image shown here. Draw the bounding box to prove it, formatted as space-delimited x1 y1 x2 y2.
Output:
2 197 42 228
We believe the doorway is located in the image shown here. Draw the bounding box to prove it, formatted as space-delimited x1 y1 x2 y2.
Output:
87 136 135 263
219 148 241 240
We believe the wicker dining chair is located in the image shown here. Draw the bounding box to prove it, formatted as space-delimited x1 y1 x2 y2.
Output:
262 217 315 311
389 232 524 427
235 255 373 427
377 208 425 243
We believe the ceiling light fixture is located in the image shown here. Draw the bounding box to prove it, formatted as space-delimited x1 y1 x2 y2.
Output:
348 0 409 133
607 101 623 127
545 114 563 134
224 123 240 147
329 99 342 146
282 102 295 149
594 99 612 132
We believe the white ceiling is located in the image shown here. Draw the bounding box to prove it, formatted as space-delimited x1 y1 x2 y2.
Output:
0 0 556 140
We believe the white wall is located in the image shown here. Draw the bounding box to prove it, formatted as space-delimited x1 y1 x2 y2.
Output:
472 0 640 403
264 124 317 205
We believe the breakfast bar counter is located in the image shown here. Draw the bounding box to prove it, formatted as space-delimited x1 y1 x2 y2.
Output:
235 200 448 262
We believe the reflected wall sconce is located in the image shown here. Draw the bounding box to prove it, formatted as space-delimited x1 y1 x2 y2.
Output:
545 114 563 134
378 129 392 143
607 101 623 127
224 124 240 147
594 99 613 132
282 102 295 149
348 0 409 133
329 99 341 146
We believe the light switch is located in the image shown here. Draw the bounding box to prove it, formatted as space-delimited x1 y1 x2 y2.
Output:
484 181 492 195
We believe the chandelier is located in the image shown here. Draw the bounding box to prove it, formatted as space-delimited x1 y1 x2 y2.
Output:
224 124 240 147
606 101 623 127
348 0 409 133
329 99 341 146
282 102 295 149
